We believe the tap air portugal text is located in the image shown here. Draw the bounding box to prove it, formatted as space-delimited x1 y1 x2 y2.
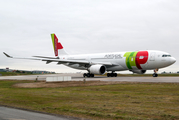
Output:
3 34 176 77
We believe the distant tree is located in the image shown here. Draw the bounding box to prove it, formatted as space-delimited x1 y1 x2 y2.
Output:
16 70 20 73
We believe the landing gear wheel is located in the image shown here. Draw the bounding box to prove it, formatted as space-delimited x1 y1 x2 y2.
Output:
87 73 91 77
83 73 87 78
90 74 94 77
83 73 94 78
107 73 110 77
111 73 114 77
153 73 158 77
107 73 117 77
153 69 159 77
114 73 117 77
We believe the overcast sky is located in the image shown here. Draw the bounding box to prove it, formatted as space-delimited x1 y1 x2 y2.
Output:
0 0 178 73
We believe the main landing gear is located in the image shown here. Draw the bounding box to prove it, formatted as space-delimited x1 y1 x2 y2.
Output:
107 72 117 77
83 73 94 78
153 69 158 77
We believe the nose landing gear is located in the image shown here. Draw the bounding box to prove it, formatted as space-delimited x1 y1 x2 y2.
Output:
153 69 158 77
153 73 158 77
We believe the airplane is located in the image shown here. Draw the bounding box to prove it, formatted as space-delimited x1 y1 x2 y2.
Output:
3 33 176 77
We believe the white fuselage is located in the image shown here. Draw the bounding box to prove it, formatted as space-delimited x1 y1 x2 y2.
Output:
58 50 176 72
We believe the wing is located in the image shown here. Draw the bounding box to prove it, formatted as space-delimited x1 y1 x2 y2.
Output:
3 52 117 66
3 52 89 65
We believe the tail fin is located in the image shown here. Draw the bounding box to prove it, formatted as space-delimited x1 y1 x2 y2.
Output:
51 34 68 56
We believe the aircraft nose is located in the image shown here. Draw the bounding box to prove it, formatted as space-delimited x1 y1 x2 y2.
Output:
170 57 176 64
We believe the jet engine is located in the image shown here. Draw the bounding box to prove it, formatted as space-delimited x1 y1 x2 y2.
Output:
130 70 147 74
88 65 106 75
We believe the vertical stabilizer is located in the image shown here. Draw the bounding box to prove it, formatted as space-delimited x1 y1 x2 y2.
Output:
51 34 68 56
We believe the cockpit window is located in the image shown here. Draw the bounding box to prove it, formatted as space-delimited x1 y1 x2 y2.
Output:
162 54 171 57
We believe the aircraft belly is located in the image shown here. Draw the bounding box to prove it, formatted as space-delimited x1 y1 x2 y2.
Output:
146 60 172 69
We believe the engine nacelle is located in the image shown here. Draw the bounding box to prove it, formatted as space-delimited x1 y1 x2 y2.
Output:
88 65 106 75
130 70 147 74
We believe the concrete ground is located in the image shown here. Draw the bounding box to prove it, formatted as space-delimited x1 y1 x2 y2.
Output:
0 106 78 120
0 73 179 83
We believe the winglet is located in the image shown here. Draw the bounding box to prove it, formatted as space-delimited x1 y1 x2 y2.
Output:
3 52 13 58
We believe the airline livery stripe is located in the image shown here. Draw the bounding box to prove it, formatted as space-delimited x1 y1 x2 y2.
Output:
124 51 148 70
51 34 55 52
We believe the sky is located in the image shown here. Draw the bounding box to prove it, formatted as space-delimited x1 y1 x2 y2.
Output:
0 0 179 73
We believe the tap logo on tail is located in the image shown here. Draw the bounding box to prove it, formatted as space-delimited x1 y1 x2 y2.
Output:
51 34 63 56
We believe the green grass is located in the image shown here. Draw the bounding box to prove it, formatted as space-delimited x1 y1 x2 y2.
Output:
0 80 179 120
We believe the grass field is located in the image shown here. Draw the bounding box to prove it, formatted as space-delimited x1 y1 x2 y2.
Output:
0 80 179 120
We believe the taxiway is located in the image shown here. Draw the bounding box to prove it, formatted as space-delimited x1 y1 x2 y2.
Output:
0 106 78 120
0 73 179 83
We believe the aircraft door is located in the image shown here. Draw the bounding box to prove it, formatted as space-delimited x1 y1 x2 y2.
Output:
149 52 155 61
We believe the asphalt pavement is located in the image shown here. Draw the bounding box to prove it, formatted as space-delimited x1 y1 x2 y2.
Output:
0 106 78 120
0 73 179 83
